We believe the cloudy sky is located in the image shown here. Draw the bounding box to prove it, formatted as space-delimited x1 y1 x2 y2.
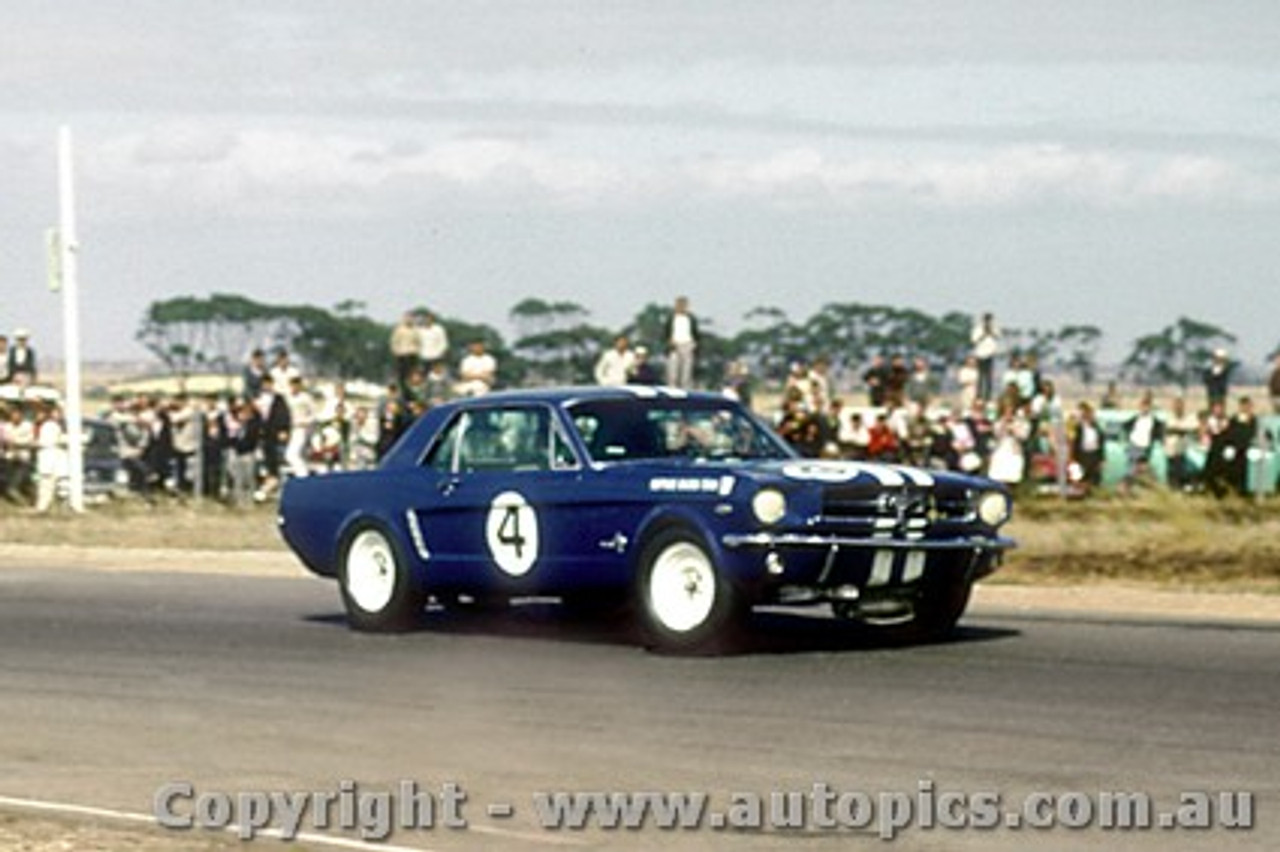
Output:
2 0 1278 367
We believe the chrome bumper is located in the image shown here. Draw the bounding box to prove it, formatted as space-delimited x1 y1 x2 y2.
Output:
722 532 1017 551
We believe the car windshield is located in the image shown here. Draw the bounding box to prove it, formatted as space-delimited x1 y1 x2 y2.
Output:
568 397 793 464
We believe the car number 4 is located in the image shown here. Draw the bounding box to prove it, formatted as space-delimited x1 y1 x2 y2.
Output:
486 491 539 576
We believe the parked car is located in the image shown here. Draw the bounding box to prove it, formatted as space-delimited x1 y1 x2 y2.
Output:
279 387 1015 652
76 417 130 500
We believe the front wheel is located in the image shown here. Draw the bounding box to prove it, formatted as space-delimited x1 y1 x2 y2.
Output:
339 524 424 632
635 528 741 654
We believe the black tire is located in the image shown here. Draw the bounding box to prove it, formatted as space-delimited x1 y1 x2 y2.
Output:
338 523 425 632
634 527 742 654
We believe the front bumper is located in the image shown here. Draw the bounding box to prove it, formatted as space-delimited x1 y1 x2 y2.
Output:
720 530 1016 605
722 532 1016 552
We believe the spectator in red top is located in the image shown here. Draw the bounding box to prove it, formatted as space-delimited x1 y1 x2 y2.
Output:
866 413 899 461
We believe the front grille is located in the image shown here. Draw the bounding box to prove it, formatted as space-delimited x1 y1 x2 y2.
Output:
820 484 972 529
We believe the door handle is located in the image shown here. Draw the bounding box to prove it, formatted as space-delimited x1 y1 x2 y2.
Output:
439 477 461 496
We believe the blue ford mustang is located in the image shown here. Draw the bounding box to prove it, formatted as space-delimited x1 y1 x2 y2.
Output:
279 387 1014 651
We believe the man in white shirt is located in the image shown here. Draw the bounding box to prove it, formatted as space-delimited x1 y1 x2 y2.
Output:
457 341 497 397
34 402 63 512
417 311 450 372
594 336 635 386
284 376 317 479
389 312 421 391
970 313 1001 402
269 348 300 389
664 296 699 389
1122 393 1164 491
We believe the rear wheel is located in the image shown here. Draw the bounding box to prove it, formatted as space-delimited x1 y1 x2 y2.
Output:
635 528 741 654
339 524 424 632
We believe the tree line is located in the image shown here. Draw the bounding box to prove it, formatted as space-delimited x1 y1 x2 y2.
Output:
137 292 1246 391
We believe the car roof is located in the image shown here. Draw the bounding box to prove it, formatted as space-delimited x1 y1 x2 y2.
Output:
443 385 732 408
376 386 754 470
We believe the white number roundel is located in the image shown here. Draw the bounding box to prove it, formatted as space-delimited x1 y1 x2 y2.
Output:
486 491 539 576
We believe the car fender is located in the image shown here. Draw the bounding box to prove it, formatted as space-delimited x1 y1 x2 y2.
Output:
334 506 434 593
630 502 735 581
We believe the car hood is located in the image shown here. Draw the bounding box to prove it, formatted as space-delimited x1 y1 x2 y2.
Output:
607 458 995 494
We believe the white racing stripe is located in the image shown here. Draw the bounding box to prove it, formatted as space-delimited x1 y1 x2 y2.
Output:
903 551 927 583
892 466 936 487
867 551 895 587
782 461 906 486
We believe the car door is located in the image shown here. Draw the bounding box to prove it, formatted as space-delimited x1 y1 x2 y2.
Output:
410 403 582 595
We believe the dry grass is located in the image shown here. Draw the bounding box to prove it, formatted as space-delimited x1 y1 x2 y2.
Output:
0 499 283 551
1 492 1277 592
1002 491 1280 592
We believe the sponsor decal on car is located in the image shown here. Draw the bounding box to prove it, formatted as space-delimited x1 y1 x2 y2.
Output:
649 476 736 496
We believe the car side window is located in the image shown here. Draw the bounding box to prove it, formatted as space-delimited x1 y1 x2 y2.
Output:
425 407 558 474
424 413 465 473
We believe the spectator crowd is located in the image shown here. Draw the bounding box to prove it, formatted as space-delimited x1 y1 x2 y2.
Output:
764 321 1276 500
2 306 1278 510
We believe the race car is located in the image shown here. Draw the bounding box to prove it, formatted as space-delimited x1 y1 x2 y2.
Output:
279 387 1015 652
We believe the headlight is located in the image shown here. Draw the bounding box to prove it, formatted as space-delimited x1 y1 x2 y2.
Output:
751 488 788 525
976 491 1011 527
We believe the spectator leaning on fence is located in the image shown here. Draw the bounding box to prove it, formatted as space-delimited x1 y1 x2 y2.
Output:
1121 392 1165 492
1164 396 1199 492
1204 396 1258 497
170 393 200 494
285 375 317 479
1070 402 1106 490
2 405 34 503
33 401 62 513
227 399 262 507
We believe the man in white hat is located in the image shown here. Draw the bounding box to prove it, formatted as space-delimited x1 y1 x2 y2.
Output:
8 329 36 386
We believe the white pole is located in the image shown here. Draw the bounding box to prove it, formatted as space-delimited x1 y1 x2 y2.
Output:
58 126 85 512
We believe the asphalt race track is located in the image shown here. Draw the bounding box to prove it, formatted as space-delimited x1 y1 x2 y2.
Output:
0 565 1276 851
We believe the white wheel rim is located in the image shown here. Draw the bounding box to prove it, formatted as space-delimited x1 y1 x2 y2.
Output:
648 542 716 633
346 530 397 614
